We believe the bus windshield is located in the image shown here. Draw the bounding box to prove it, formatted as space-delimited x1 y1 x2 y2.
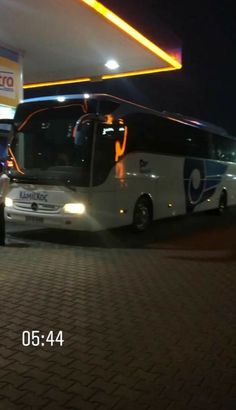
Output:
10 105 93 186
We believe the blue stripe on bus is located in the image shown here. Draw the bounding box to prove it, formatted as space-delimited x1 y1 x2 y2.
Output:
184 158 228 212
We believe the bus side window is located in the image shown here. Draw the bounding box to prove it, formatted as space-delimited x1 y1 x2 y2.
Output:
212 134 225 161
223 138 236 162
227 139 236 162
125 113 160 153
212 134 236 162
186 128 210 159
125 114 146 152
230 140 236 163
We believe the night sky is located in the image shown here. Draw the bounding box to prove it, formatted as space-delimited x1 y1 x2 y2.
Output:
25 0 236 135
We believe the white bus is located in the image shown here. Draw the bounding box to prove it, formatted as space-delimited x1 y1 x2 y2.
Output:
5 94 236 232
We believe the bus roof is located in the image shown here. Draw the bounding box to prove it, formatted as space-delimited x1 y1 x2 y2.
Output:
23 93 156 108
160 111 229 137
22 93 228 137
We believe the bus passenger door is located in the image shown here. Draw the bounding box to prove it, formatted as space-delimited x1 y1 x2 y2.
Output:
91 119 128 228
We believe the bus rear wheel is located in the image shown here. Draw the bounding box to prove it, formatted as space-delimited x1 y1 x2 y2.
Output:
217 190 227 215
132 196 152 232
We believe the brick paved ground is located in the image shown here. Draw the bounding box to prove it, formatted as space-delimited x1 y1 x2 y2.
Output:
0 216 236 410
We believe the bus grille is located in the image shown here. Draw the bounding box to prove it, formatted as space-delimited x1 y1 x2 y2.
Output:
14 201 60 214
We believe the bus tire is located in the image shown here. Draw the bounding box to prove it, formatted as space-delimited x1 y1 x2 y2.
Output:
217 190 227 215
132 196 152 232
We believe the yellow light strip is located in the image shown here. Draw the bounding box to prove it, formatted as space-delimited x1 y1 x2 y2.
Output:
23 77 91 89
81 0 181 69
24 67 177 89
24 1 182 89
102 66 177 80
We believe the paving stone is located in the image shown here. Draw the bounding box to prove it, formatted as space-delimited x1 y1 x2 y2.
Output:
0 398 22 410
66 396 99 410
0 228 235 409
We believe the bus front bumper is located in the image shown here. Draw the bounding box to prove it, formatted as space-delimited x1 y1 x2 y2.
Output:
5 207 102 232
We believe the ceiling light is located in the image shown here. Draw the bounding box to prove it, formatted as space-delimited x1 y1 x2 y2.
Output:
105 60 119 70
57 96 66 102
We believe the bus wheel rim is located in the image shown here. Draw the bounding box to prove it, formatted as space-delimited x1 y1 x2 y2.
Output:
135 204 149 229
219 193 226 211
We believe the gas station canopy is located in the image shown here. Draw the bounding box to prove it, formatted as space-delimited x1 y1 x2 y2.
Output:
0 0 181 90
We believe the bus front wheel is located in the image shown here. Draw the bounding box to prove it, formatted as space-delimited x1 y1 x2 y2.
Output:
132 196 152 232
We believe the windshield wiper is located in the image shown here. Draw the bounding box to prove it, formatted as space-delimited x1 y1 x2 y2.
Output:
10 175 39 184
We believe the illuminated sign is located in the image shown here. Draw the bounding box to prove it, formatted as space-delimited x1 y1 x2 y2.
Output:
0 70 14 92
0 46 23 107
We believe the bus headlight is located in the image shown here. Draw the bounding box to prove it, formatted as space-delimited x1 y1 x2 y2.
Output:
5 197 13 207
63 203 86 214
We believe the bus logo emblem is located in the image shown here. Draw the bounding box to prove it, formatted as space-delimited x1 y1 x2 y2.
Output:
31 202 38 211
139 159 148 168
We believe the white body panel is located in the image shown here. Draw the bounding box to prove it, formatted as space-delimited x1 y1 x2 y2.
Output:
5 153 236 231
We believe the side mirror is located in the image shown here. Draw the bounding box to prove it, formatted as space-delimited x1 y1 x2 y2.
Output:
72 113 114 137
0 119 14 126
0 119 14 134
0 119 15 148
73 113 106 140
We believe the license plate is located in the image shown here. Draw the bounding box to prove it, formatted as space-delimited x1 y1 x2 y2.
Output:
26 216 44 224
